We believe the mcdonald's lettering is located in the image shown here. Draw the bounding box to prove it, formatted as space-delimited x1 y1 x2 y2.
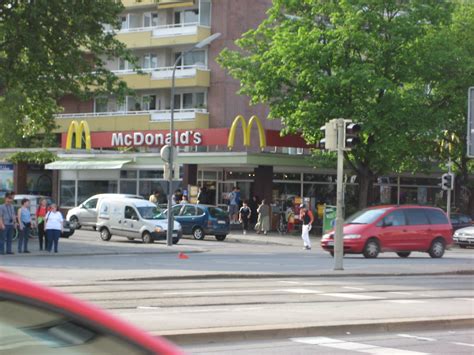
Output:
66 120 91 150
227 115 266 150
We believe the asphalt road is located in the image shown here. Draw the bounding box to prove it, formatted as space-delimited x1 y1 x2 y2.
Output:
1 229 473 348
184 328 474 354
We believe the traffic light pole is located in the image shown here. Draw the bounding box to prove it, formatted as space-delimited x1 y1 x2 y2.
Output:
334 118 345 271
447 157 452 217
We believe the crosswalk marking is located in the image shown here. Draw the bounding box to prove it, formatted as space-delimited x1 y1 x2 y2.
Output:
455 298 474 301
280 288 322 294
290 337 428 354
397 334 436 342
387 300 425 304
343 286 366 291
322 293 384 300
389 291 413 295
452 342 474 347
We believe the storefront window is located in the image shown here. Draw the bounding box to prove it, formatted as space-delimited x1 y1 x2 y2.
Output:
273 173 301 181
139 181 166 203
303 183 336 205
273 183 301 201
399 177 438 186
303 174 336 183
202 171 217 180
120 181 137 195
120 170 137 179
60 180 76 207
140 170 163 179
225 171 253 180
77 181 117 205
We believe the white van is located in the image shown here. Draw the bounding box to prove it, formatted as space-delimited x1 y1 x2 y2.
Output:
96 198 182 244
66 194 143 230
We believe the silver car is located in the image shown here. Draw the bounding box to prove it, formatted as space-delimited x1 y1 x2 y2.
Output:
66 194 143 230
453 226 474 248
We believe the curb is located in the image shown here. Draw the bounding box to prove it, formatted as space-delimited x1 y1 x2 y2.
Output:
109 269 474 282
156 316 474 345
11 249 208 258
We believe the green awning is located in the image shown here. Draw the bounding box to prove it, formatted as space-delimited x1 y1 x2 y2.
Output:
45 160 131 170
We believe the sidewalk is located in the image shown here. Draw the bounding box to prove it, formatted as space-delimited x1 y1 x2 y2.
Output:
225 230 316 246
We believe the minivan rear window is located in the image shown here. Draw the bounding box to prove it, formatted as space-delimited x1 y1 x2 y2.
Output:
345 208 389 224
425 209 449 224
208 207 227 219
405 209 429 225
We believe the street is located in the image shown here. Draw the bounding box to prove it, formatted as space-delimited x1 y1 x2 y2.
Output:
1 229 473 353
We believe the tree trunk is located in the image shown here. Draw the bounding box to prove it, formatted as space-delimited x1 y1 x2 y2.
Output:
357 168 375 210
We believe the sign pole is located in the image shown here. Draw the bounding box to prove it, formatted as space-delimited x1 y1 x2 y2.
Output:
334 118 344 271
447 158 452 217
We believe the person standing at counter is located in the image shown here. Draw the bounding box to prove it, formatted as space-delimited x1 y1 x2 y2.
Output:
17 199 32 254
36 198 48 251
45 204 63 253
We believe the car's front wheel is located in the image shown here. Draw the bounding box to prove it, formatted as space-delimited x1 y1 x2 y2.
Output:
215 235 227 241
193 227 205 240
397 252 411 258
363 239 380 258
429 239 445 258
172 237 180 245
69 216 81 230
142 232 154 244
100 228 111 241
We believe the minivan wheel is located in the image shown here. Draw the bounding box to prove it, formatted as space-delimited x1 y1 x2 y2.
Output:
172 237 180 245
100 228 111 241
397 252 411 258
70 216 81 230
215 235 227 241
363 239 380 258
429 239 445 258
142 232 154 244
193 227 205 240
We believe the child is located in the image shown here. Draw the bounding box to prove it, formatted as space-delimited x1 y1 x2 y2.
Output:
239 201 251 235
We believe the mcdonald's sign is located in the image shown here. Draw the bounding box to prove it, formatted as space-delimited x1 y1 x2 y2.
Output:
65 120 91 150
227 115 267 150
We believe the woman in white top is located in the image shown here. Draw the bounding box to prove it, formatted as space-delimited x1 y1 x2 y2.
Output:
45 204 63 253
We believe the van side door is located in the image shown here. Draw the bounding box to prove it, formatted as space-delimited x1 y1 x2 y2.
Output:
123 206 140 238
404 208 431 250
377 210 408 251
179 205 198 234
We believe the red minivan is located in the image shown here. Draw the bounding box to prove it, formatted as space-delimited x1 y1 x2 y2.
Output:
321 205 453 258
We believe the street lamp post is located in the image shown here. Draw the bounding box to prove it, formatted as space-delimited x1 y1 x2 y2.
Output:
166 33 221 246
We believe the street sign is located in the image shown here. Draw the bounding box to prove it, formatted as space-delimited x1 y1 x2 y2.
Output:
323 205 337 233
160 144 177 163
468 87 474 158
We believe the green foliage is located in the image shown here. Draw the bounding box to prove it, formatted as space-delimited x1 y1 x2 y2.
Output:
218 0 472 181
7 150 57 165
0 1 135 147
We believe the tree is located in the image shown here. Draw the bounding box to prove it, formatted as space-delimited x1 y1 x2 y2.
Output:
218 0 470 208
0 1 135 147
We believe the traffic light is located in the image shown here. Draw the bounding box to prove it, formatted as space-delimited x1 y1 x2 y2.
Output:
441 173 454 190
320 120 337 151
343 120 361 150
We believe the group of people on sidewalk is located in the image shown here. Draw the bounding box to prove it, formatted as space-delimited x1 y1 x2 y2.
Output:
0 192 64 255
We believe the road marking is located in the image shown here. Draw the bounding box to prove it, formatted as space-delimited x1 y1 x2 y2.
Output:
455 298 474 301
132 306 264 314
451 342 474 347
280 288 322 294
162 289 266 296
322 293 384 300
278 281 301 284
386 300 425 304
397 334 436 342
388 292 413 295
343 286 366 291
290 337 428 354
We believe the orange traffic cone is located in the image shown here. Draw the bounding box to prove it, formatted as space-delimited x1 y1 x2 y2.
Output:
178 252 189 259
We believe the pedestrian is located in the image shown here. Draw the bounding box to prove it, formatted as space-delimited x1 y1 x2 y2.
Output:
172 189 183 204
36 198 48 251
228 186 240 224
239 201 251 235
45 204 63 253
255 199 270 235
180 195 189 204
17 198 33 254
197 186 208 204
285 204 295 233
248 195 259 228
299 204 314 250
149 190 160 205
0 192 17 255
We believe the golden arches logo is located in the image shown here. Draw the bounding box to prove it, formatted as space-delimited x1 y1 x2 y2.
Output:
65 120 91 150
227 115 267 150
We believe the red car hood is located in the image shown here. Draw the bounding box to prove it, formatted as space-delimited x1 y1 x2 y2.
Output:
325 223 369 236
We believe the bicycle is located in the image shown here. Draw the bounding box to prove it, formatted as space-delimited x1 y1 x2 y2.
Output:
277 212 288 235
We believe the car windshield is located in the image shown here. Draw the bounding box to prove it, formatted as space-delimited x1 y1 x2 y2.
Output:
137 206 165 220
345 208 389 224
208 207 227 219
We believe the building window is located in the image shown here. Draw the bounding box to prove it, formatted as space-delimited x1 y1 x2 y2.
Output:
175 9 199 25
60 180 75 207
175 50 206 67
120 180 137 195
94 97 108 113
143 12 158 27
120 15 128 30
173 92 207 110
199 0 211 26
118 58 129 71
143 54 158 69
77 181 117 205
142 95 157 110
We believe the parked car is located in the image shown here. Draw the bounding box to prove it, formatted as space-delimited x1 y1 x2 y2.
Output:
13 194 74 238
450 213 473 231
321 205 453 258
96 197 182 244
66 193 143 230
453 226 474 248
0 271 182 354
165 204 230 241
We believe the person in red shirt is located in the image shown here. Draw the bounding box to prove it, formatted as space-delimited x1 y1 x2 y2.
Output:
299 204 314 250
36 198 48 251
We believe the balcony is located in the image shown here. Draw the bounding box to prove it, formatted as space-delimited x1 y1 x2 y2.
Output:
54 109 209 132
115 23 211 49
121 0 158 9
113 65 210 89
121 0 195 9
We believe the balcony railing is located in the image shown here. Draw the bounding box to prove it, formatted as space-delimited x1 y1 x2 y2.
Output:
55 108 208 121
117 22 204 35
112 64 208 79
